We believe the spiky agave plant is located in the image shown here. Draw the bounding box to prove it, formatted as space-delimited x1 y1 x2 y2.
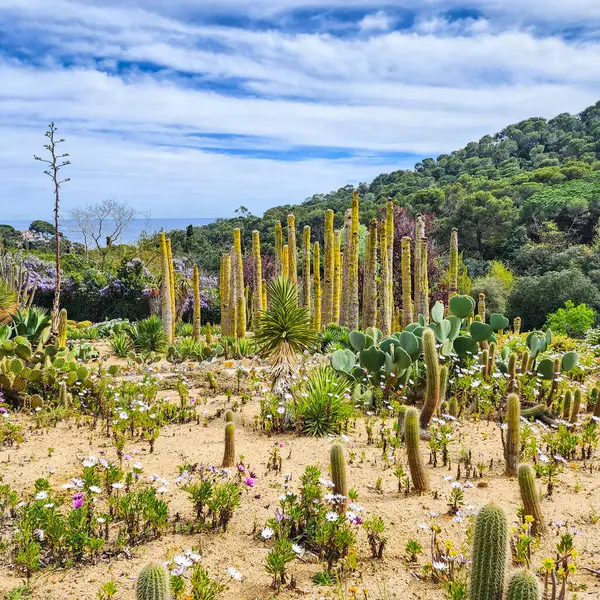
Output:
255 276 316 396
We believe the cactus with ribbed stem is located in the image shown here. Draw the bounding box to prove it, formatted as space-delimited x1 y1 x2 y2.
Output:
414 215 425 318
302 225 311 311
487 341 496 379
380 224 391 335
521 350 530 375
508 353 517 393
230 248 238 339
159 233 174 344
481 349 490 380
570 389 582 423
594 388 600 419
225 410 233 423
220 254 231 337
362 218 378 330
252 231 263 331
385 199 394 325
262 278 267 311
513 317 521 335
333 231 342 324
448 228 459 301
346 190 360 330
59 381 69 408
506 570 541 600
562 390 572 420
401 236 413 326
340 209 351 327
518 464 545 536
287 214 298 291
405 407 430 492
233 228 246 338
449 397 459 417
439 364 448 408
192 266 201 342
57 308 67 348
205 322 212 345
469 503 508 600
313 241 321 330
274 221 283 277
330 443 348 511
393 307 401 333
322 209 335 326
478 292 486 323
222 422 235 467
420 328 440 429
167 239 176 338
420 236 430 323
137 564 170 600
282 245 289 280
505 394 520 477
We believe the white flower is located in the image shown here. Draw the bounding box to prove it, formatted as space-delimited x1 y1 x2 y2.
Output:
261 527 274 540
112 482 125 489
433 561 448 571
133 461 143 470
89 486 102 494
174 555 193 568
96 517 106 523
35 491 49 500
82 456 97 468
157 486 169 494
34 528 45 541
292 543 305 558
325 511 339 522
277 405 285 415
119 411 128 420
226 567 242 581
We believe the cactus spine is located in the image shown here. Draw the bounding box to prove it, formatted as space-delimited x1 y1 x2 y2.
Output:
333 230 342 324
274 220 283 277
469 503 508 600
506 570 541 600
385 200 394 326
518 463 546 536
302 225 311 311
362 218 378 330
252 231 263 330
478 292 486 323
401 236 413 326
312 241 321 331
192 266 201 342
322 209 335 326
513 316 521 335
562 390 572 420
379 223 391 335
570 389 581 423
287 214 297 291
505 394 520 476
137 564 170 600
233 228 245 338
220 254 231 337
57 308 67 348
222 422 235 467
414 215 425 318
159 233 174 344
405 407 430 492
282 244 289 280
330 443 348 511
420 328 440 429
448 228 459 301
420 236 430 324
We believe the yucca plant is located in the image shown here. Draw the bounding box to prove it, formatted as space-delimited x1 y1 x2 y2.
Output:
11 307 51 346
110 331 134 358
131 316 167 353
292 366 353 436
255 276 316 395
175 322 194 337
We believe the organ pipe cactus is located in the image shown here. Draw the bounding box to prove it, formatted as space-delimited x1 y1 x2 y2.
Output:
313 241 321 331
362 218 378 330
518 464 545 536
322 209 335 326
506 570 541 600
401 236 413 326
287 214 298 290
505 394 520 477
222 422 236 467
252 231 263 331
469 503 508 600
508 353 517 393
405 407 430 492
419 328 440 429
159 233 174 344
137 564 170 600
448 228 459 301
379 224 391 335
274 220 283 277
562 390 572 420
233 228 246 338
192 266 201 342
570 389 582 423
333 230 342 324
439 364 448 408
302 225 311 311
330 443 348 511
282 244 289 280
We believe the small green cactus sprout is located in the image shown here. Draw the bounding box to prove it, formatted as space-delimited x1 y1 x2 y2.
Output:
469 503 508 600
330 443 348 511
405 407 430 492
448 397 459 418
225 410 233 423
57 308 68 348
137 563 170 600
505 394 520 477
222 422 235 467
439 364 449 407
562 390 572 420
506 570 541 600
570 389 582 423
419 328 440 429
59 381 69 408
518 464 545 536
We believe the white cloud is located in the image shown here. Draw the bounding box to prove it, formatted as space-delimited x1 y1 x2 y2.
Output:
359 11 392 33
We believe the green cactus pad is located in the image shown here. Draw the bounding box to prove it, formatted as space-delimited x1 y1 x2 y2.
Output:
331 349 356 373
349 331 366 351
489 313 510 331
449 294 475 318
469 321 493 342
359 345 386 372
454 335 479 357
561 351 578 372
431 300 445 324
536 358 554 380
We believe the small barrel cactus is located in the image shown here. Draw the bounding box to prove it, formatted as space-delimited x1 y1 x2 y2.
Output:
518 464 545 536
137 563 170 600
221 422 235 467
330 443 348 511
506 570 541 600
405 407 430 492
469 503 508 600
505 394 520 477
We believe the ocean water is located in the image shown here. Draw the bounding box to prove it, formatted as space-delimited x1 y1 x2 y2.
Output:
3 218 215 244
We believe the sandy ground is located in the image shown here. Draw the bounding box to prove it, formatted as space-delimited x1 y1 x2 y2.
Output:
1 368 599 600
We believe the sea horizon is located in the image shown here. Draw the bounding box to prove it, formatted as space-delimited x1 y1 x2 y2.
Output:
3 217 216 244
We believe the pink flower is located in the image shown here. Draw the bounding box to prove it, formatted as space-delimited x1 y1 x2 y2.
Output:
72 492 85 509
0 407 7 414
244 477 256 487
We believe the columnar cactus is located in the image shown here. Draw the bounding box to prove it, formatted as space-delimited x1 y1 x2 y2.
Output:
220 254 231 337
594 388 600 419
252 231 263 331
385 199 394 325
302 225 311 311
414 215 425 318
448 228 459 301
225 410 233 423
346 190 360 331
274 220 283 277
420 328 440 429
562 390 572 420
222 422 236 467
262 278 268 311
401 236 413 326
513 317 522 335
192 265 201 342
508 353 517 394
481 349 490 380
449 397 459 417
520 350 530 375
505 394 520 477
57 308 67 348
59 381 69 408
330 443 348 511
488 341 496 378
233 228 246 338
205 322 212 345
405 407 430 492
469 503 508 600
322 209 335 326
282 244 289 280
439 364 448 408
420 236 430 324
478 292 486 323
570 389 581 423
159 233 174 344
166 239 176 339
393 307 401 333
137 564 170 600
518 464 546 536
362 218 378 330
379 224 391 335
313 241 321 331
287 214 298 290
333 230 342 324
340 209 351 327
506 571 541 600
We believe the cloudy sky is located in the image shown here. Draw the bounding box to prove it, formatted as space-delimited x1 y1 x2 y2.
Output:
1 0 599 220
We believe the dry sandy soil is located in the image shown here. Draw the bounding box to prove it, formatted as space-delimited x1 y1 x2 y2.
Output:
1 361 599 600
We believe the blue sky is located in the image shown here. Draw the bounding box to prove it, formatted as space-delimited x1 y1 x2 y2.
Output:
1 0 600 220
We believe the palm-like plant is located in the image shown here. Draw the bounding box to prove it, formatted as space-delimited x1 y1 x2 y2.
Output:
131 315 167 353
255 276 316 394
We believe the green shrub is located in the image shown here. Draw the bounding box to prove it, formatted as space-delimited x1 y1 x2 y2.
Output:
131 316 167 353
545 300 596 338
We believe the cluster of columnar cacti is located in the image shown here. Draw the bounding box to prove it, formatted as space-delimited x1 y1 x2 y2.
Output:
333 230 342 324
57 308 67 348
419 328 440 429
518 463 546 536
0 254 39 310
405 407 430 492
159 232 175 344
137 564 170 600
330 443 348 511
505 394 520 476
222 422 235 467
192 266 201 342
